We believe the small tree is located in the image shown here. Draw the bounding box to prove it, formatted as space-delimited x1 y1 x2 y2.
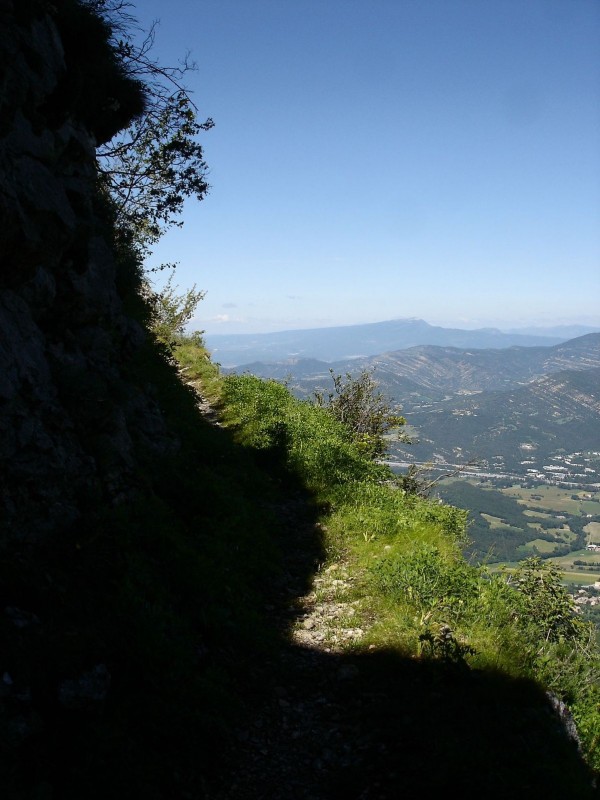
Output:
314 368 407 459
91 0 213 257
509 557 586 645
143 271 205 349
87 1 211 348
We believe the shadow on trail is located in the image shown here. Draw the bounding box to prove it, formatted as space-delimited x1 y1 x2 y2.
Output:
129 360 599 799
230 645 597 799
220 487 599 800
1 348 597 800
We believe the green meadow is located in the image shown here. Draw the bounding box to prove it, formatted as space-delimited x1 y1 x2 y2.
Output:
435 479 600 584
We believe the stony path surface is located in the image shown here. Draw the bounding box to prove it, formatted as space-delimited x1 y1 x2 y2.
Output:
206 507 383 800
291 561 368 653
189 380 600 800
186 379 380 790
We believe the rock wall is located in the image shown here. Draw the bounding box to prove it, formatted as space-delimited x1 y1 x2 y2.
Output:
0 0 175 542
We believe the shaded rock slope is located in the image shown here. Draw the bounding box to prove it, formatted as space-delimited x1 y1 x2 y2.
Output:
0 0 173 542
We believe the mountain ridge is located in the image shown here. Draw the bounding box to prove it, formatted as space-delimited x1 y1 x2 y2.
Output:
205 317 593 366
226 332 600 398
225 334 600 484
392 365 600 477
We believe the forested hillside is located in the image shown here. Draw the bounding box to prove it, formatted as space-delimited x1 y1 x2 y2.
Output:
392 365 600 474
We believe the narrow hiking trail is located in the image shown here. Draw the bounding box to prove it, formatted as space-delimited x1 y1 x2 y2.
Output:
206 501 388 800
183 373 599 800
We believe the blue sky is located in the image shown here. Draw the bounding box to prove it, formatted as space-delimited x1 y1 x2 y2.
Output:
128 0 600 335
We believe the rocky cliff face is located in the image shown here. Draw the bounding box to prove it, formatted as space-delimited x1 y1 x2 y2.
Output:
0 0 175 543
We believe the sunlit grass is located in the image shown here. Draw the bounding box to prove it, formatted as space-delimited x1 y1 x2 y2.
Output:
173 337 600 777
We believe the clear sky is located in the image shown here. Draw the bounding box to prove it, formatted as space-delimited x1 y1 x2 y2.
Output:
127 0 600 335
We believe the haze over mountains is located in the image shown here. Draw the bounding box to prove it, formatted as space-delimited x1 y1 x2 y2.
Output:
205 318 600 367
228 333 600 397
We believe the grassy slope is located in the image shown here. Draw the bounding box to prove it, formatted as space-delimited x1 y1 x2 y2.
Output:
3 335 599 798
180 339 600 792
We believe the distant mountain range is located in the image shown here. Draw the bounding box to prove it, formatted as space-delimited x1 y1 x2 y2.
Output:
225 332 600 398
205 318 600 367
223 332 600 483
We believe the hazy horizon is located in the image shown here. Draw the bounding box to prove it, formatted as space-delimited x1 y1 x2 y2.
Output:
129 0 600 338
201 315 600 339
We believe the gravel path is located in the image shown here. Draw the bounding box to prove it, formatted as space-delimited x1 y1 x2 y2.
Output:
207 505 383 800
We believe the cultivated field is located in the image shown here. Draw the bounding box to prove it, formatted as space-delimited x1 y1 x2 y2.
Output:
438 480 600 586
501 484 600 516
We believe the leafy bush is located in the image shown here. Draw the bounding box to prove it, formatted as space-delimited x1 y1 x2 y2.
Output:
509 557 589 645
480 557 600 770
314 368 407 459
143 272 206 348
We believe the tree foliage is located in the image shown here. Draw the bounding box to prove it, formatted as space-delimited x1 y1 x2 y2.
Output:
91 0 213 256
143 270 206 348
314 368 407 459
85 1 211 338
509 556 588 645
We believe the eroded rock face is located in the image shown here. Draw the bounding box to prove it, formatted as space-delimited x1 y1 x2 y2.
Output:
0 0 175 542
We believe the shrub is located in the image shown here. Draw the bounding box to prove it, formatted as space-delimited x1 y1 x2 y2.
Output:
144 272 206 348
314 368 407 459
